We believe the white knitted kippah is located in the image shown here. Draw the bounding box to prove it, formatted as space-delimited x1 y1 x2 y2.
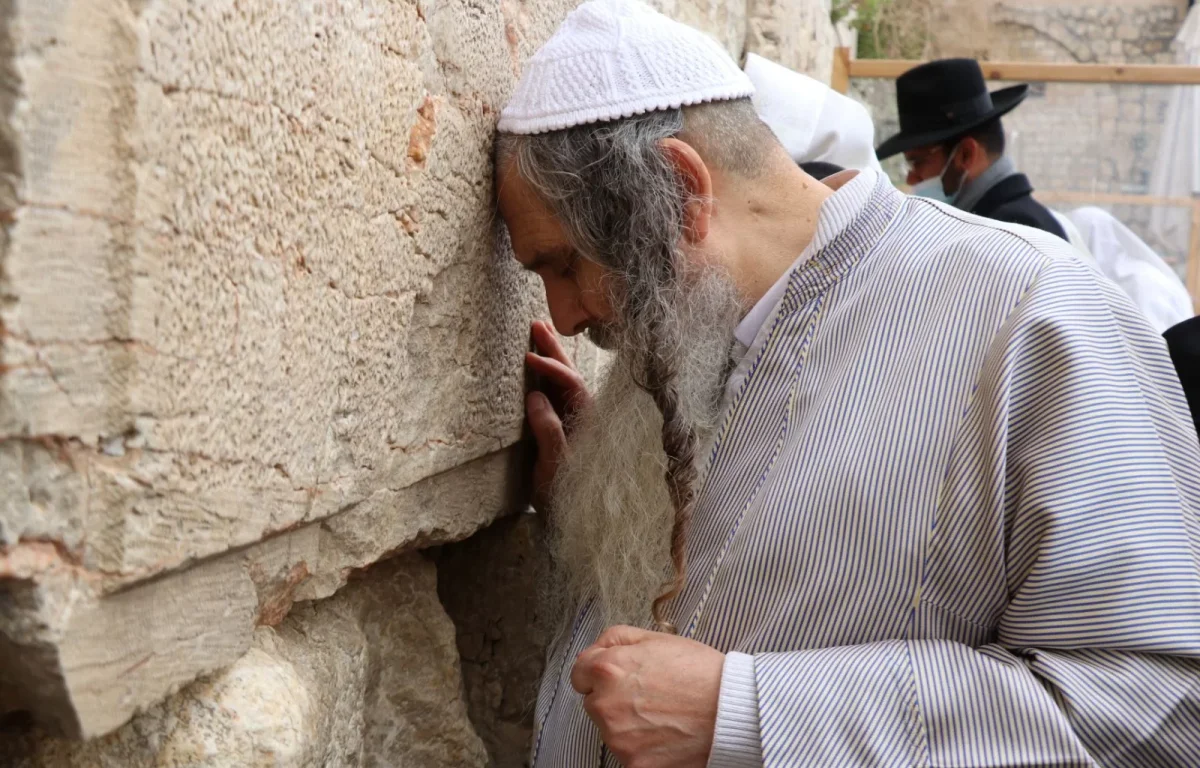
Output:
498 0 755 135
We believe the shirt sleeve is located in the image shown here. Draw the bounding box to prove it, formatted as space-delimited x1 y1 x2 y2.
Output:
747 258 1200 767
707 651 762 767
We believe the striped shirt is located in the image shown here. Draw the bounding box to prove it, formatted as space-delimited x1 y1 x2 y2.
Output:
532 170 1200 767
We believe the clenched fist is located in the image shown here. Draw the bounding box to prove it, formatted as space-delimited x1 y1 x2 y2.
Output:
571 625 725 768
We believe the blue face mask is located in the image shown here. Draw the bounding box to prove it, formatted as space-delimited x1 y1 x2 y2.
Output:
911 142 964 205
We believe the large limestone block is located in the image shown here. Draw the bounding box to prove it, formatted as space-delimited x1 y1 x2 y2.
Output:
0 0 590 737
2 553 486 768
0 0 824 745
1 0 577 588
1 445 534 740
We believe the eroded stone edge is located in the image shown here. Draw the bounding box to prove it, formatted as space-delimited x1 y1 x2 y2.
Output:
1 442 529 739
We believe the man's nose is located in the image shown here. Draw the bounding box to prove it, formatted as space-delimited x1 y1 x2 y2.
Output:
546 290 590 337
906 169 922 186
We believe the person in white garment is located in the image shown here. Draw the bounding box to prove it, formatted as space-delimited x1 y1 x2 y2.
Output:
495 2 1200 766
1058 208 1199 441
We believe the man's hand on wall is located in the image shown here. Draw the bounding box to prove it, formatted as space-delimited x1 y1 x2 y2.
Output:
570 625 724 768
525 320 593 511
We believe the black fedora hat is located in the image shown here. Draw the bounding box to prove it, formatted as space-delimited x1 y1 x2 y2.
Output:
875 58 1028 160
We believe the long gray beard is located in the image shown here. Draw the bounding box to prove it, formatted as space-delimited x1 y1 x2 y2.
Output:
546 268 745 628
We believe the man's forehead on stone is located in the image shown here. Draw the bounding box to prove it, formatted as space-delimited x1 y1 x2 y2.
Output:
492 0 757 214
491 0 781 340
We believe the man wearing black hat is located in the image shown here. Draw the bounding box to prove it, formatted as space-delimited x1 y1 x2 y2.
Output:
877 58 1067 240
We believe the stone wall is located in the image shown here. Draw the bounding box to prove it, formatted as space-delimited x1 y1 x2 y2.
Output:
5 553 488 767
856 0 1192 275
0 1 834 765
437 514 551 768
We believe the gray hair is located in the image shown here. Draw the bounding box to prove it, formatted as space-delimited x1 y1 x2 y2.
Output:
496 98 775 631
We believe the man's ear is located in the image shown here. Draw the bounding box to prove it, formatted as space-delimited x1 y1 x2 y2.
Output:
658 137 714 244
961 136 987 171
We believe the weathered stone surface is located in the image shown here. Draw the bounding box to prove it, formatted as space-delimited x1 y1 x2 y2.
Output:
2 444 535 739
2 552 485 768
0 0 836 749
0 0 576 736
438 513 553 768
356 555 488 768
745 0 837 85
1 0 575 587
651 0 748 59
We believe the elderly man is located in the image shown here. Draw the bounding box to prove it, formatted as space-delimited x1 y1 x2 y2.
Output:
877 59 1067 240
495 2 1200 766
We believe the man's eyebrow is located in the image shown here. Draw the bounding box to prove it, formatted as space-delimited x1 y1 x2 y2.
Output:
522 254 548 272
523 247 573 272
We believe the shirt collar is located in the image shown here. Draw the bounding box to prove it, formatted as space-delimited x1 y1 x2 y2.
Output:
733 168 881 349
955 154 1016 213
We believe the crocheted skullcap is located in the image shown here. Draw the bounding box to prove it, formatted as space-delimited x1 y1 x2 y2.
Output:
498 0 755 135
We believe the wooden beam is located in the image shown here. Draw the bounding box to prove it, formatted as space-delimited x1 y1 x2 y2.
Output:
1036 190 1196 208
832 47 852 95
847 59 1200 86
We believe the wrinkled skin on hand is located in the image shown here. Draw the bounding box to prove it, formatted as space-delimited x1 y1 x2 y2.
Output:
571 625 726 768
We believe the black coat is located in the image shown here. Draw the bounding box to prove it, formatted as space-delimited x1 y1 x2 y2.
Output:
1164 315 1200 444
971 173 1068 241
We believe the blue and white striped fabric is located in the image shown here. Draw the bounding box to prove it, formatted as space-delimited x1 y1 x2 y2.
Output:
531 170 1200 767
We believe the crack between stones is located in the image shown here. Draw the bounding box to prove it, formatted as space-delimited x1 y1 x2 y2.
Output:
1 443 524 593
3 329 160 354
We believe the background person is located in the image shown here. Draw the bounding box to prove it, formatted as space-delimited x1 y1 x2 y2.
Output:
877 58 1067 240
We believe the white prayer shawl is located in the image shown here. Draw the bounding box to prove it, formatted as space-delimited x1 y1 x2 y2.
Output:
743 53 883 173
532 171 1200 767
1050 208 1091 257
